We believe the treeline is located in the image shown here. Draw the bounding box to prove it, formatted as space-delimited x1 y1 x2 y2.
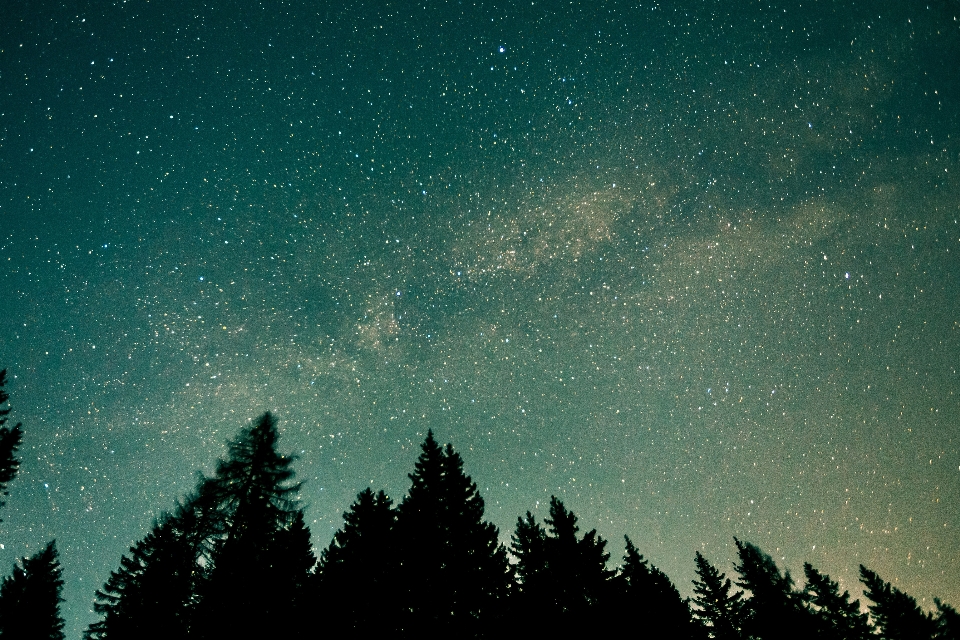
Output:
0 406 957 639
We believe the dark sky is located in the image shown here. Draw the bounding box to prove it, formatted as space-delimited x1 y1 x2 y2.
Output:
2 0 959 636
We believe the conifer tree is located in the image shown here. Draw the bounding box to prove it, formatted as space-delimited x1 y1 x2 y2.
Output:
935 599 960 640
0 540 65 640
510 497 614 633
859 565 936 640
0 369 23 520
194 412 308 639
85 482 224 640
316 488 397 635
691 551 744 640
395 431 511 635
733 538 814 640
617 536 702 639
800 563 872 640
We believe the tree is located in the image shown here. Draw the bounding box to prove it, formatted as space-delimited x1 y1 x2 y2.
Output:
935 599 960 640
85 485 222 640
616 536 702 639
691 551 744 640
394 431 511 635
733 538 815 640
194 412 309 639
800 563 872 640
860 565 936 640
316 488 398 635
0 540 65 640
509 496 614 633
0 369 23 519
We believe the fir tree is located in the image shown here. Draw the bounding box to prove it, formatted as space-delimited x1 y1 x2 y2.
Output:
194 412 307 639
510 497 614 633
616 536 702 639
395 431 511 636
691 551 744 640
0 540 65 640
0 369 23 520
85 482 224 640
733 538 814 640
935 599 960 640
316 488 397 635
800 563 872 640
860 565 936 640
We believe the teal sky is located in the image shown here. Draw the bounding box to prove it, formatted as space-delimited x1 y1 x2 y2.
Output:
1 1 958 636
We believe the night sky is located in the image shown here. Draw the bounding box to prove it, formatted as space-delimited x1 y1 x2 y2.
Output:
2 0 959 636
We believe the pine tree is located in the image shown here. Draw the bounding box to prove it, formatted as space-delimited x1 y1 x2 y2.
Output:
800 563 872 640
85 512 198 639
0 369 23 520
733 538 814 640
0 540 65 640
616 536 702 639
194 412 308 639
84 483 223 640
510 497 614 633
691 551 744 640
316 488 397 635
860 565 936 640
935 599 960 640
394 430 511 635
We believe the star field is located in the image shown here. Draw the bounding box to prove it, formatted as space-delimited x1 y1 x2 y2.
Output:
1 1 959 636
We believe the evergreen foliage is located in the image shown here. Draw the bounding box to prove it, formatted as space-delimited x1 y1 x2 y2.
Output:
85 510 199 639
733 538 814 639
691 551 744 640
80 413 960 638
800 563 872 640
194 412 309 639
935 599 960 640
317 487 398 635
395 430 511 635
510 496 614 633
860 565 937 640
617 536 703 639
0 540 65 640
0 369 23 519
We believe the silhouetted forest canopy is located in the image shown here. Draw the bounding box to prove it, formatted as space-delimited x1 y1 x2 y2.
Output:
0 408 957 639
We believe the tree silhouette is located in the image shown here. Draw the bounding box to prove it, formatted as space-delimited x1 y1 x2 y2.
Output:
691 551 744 640
317 487 398 635
86 513 197 639
85 485 222 640
510 496 614 633
616 536 702 639
0 540 65 640
935 598 960 640
395 430 511 635
194 412 309 639
860 565 936 640
733 538 815 639
800 563 872 640
0 369 23 520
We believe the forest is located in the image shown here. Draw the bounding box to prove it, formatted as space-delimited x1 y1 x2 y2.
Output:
0 372 957 639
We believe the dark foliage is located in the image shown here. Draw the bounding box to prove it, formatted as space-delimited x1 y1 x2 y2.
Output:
860 565 937 640
316 488 398 635
0 540 65 640
800 563 873 640
935 599 960 640
395 431 511 636
510 496 614 634
194 412 309 639
616 536 703 639
0 369 23 520
691 551 745 640
733 538 816 640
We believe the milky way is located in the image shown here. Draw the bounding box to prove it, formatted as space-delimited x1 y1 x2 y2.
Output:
1 1 958 636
